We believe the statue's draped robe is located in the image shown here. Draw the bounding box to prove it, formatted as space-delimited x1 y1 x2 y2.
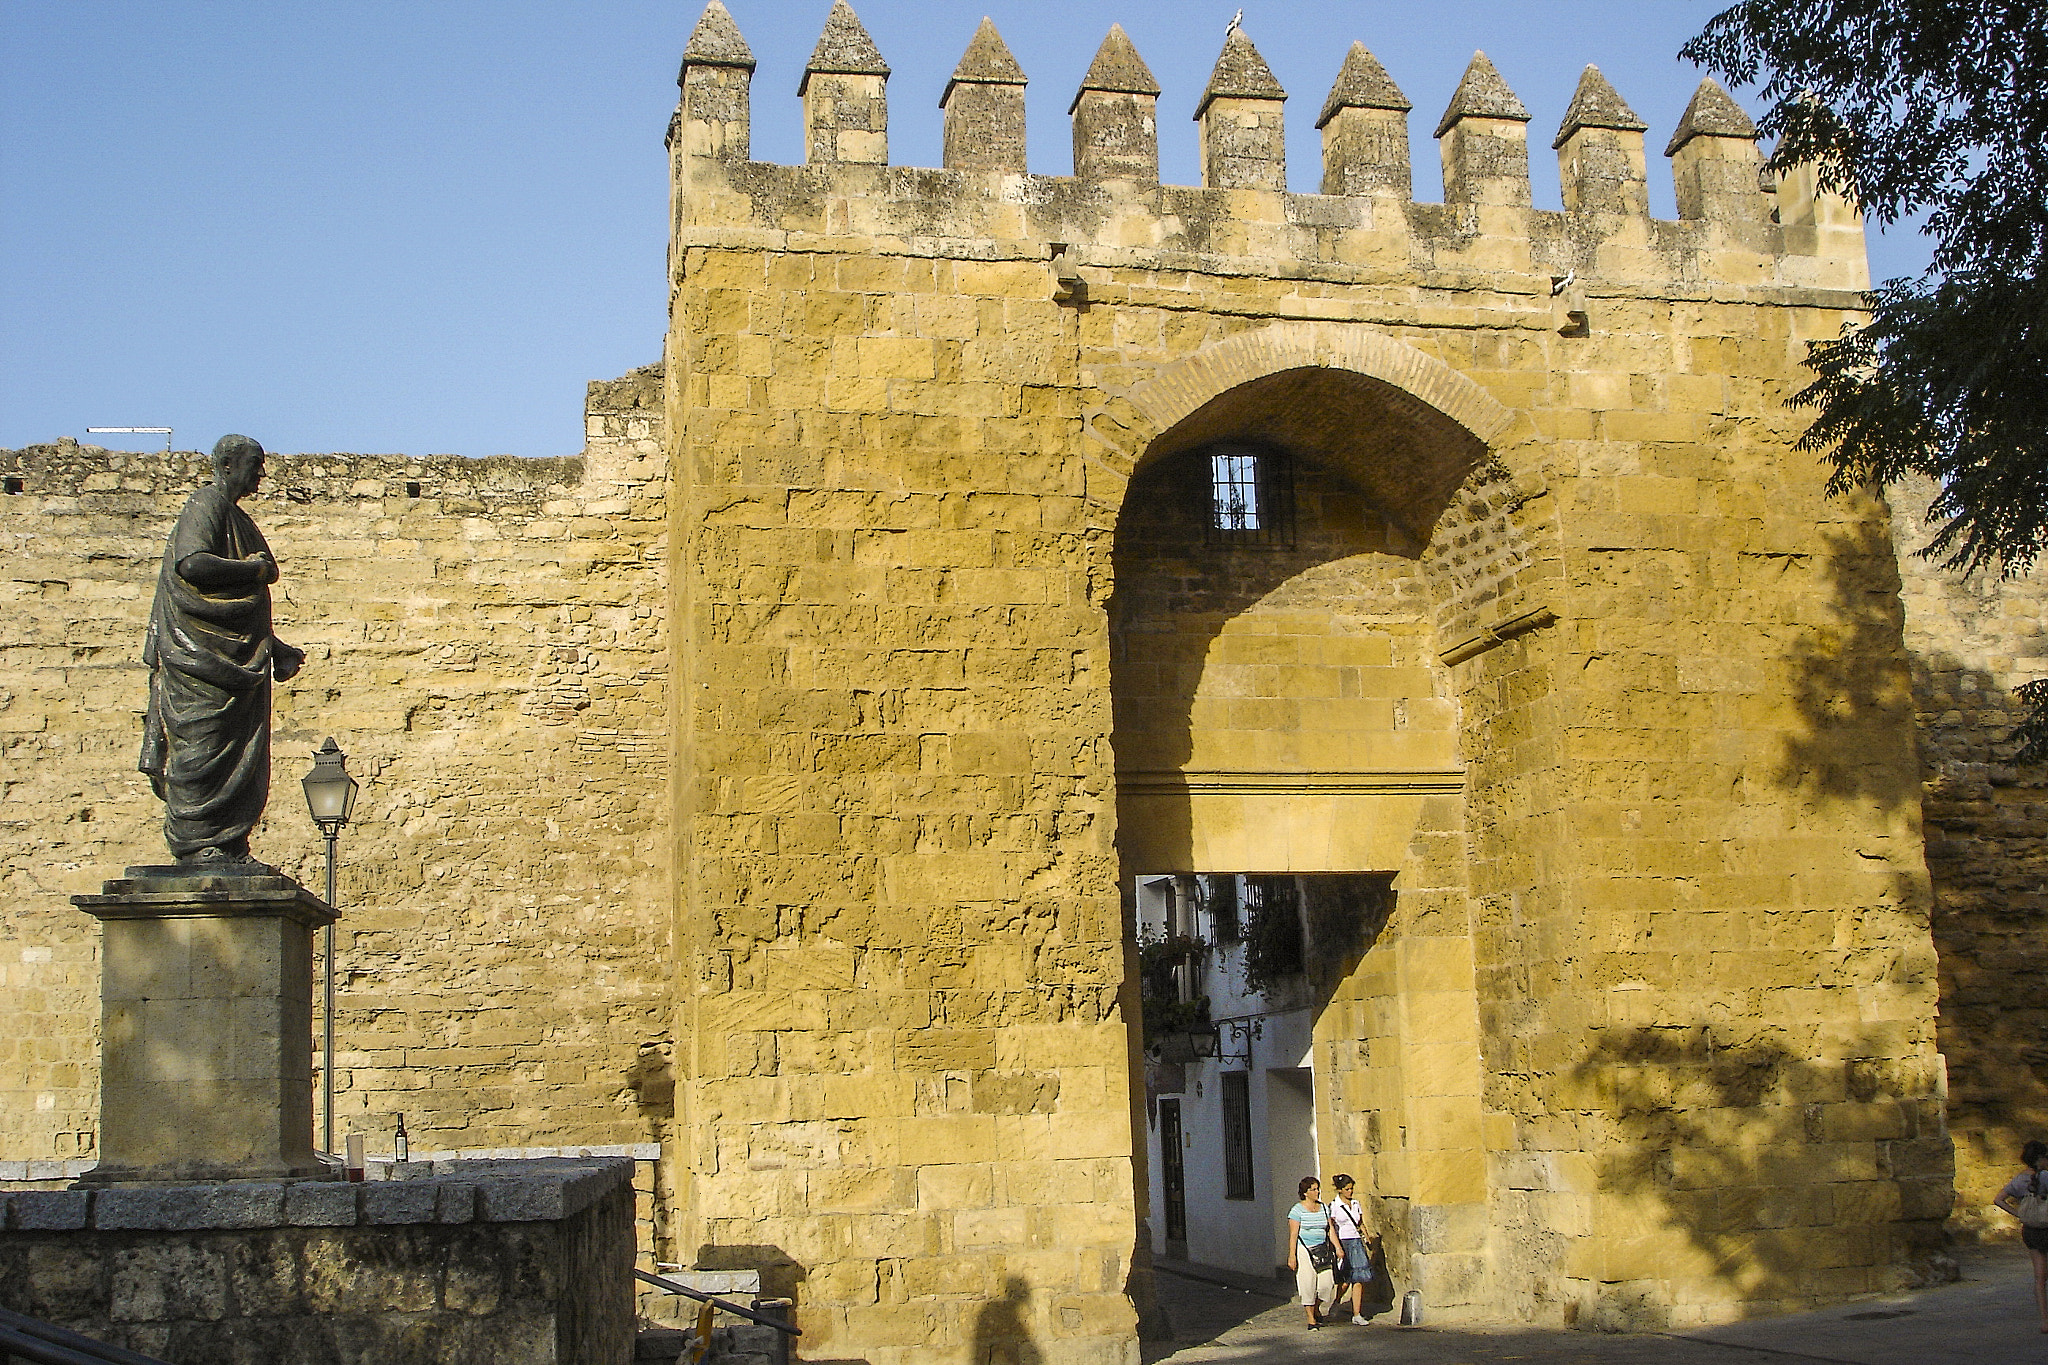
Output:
139 486 276 858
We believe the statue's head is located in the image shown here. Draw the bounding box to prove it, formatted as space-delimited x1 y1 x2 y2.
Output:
211 434 266 500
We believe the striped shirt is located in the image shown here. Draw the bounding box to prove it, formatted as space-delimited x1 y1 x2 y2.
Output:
1290 1203 1330 1247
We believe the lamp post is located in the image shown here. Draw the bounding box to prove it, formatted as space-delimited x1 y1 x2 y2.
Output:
302 737 358 1160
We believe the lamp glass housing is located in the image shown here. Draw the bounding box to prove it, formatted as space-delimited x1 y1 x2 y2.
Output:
302 738 358 830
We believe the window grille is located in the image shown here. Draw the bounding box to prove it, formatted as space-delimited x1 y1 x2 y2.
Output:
1221 1070 1254 1200
1205 446 1294 547
1241 875 1306 990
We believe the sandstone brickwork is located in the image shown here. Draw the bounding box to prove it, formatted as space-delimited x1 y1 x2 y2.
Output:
1888 478 2048 1231
661 3 1938 1354
5 3 2036 1362
0 1156 637 1365
0 370 673 1195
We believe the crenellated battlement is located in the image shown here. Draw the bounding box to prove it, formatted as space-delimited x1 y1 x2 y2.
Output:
655 6 1939 1356
668 1 1866 301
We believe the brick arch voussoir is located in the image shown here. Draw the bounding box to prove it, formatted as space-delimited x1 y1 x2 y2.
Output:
1091 321 1515 483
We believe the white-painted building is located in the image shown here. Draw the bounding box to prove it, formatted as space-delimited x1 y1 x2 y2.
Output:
1136 873 1329 1279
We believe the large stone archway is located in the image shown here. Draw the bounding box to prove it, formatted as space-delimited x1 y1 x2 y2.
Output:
1102 325 1523 1311
1082 322 1518 537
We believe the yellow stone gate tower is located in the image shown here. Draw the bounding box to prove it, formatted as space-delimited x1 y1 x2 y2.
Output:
0 4 1973 1363
663 2 1946 1360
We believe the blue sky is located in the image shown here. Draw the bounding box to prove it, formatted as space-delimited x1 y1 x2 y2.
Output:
1 1 1937 458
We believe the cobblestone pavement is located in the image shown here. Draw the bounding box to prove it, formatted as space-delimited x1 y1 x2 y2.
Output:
1144 1246 2047 1365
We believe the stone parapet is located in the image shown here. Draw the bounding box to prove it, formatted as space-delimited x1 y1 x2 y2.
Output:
0 1158 636 1365
668 10 1865 296
0 1155 631 1232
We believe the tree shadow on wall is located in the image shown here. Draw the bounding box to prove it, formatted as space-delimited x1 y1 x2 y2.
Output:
1897 659 2048 1219
1781 514 2048 1220
1775 522 1926 809
1563 1024 1952 1331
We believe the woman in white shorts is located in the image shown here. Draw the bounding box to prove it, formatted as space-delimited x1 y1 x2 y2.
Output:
1285 1176 1338 1328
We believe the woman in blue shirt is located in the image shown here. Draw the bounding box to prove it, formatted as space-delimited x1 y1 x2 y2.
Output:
1286 1176 1337 1328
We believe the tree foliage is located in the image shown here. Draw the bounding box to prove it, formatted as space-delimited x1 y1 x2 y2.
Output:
1682 0 2048 753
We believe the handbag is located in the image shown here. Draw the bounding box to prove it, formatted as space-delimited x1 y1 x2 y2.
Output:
1304 1237 1338 1273
2018 1172 2048 1227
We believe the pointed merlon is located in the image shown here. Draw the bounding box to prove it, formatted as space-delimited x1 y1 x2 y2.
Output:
1552 65 1647 148
943 16 1025 106
1316 41 1410 129
1070 24 1160 112
681 0 755 74
800 0 889 94
1665 76 1760 156
1433 52 1529 138
1195 25 1285 118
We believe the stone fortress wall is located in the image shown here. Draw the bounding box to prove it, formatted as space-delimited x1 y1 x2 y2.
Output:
0 370 675 1203
1886 480 2048 1220
663 1 1953 1357
5 2 2048 1363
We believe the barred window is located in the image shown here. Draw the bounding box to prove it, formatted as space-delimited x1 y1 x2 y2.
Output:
1206 446 1294 547
1221 1070 1254 1200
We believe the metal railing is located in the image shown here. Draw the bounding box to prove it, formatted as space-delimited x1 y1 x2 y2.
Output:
0 1306 171 1365
633 1270 799 1336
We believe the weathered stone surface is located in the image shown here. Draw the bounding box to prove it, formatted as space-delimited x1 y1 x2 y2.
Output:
0 1161 634 1365
1889 476 2048 1232
1317 41 1410 126
361 1179 439 1225
1195 27 1285 116
680 1 753 74
1433 50 1529 135
1552 64 1646 148
1666 76 1760 156
10 1189 89 1231
94 1183 286 1231
941 18 1026 174
1552 65 1650 216
802 0 888 82
285 1181 359 1227
1074 24 1159 98
74 877 333 1184
946 16 1024 90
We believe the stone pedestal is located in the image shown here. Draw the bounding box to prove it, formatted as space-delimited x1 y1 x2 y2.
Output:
71 869 337 1184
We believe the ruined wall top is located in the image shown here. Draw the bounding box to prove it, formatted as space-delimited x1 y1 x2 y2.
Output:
669 1 1867 296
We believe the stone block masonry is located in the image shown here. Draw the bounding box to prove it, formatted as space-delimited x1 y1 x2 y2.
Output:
5 2 2044 1362
0 1156 636 1364
1889 477 2048 1230
665 2 1941 1356
0 368 673 1205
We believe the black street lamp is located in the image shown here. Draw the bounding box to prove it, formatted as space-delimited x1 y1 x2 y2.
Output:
302 738 357 1160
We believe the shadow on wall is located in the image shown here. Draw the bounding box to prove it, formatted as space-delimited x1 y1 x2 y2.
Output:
626 1041 676 1121
695 1243 807 1306
1564 1024 1953 1330
1781 517 2048 1224
1774 521 1925 808
970 1277 1042 1365
1901 661 2048 1217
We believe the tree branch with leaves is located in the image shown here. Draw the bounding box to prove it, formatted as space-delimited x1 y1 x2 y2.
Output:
1684 0 2048 755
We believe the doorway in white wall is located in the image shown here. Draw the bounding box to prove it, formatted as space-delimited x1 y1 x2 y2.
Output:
1266 1067 1318 1275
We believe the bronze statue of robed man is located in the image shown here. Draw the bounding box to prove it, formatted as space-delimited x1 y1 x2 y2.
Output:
139 434 305 866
